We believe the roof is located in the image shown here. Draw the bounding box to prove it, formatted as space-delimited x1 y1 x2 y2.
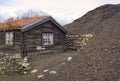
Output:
21 16 66 33
0 16 45 30
0 16 66 33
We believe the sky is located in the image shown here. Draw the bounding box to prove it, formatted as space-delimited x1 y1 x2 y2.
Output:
0 0 120 25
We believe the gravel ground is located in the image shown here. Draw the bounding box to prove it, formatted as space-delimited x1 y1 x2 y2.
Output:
0 51 76 81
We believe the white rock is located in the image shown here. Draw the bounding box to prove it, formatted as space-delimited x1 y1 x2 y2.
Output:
37 74 44 79
23 71 27 74
31 69 38 74
49 71 57 75
67 57 72 61
22 63 30 67
43 69 49 73
23 57 28 63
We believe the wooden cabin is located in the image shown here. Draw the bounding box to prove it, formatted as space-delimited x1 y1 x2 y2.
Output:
0 16 66 57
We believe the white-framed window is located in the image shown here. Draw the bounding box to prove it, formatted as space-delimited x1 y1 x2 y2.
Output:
5 32 13 45
42 33 53 45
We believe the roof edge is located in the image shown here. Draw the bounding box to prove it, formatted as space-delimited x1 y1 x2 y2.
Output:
21 16 67 33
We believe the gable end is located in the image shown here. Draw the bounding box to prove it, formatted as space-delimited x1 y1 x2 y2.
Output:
21 16 67 34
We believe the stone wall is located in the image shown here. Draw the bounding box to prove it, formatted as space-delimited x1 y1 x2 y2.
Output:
0 53 31 76
64 33 93 51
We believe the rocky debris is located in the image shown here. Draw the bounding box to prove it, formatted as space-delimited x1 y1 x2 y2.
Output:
0 53 31 76
0 51 76 81
21 63 30 68
43 4 120 81
65 33 93 50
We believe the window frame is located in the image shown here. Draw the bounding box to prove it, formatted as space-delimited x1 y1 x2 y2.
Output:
42 33 54 45
5 31 14 46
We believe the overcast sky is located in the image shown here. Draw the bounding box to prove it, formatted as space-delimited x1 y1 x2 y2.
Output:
0 0 120 25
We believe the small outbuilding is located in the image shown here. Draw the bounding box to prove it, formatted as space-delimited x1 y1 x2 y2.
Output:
0 16 66 57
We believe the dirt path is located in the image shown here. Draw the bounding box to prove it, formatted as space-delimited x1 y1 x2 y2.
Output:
0 50 76 81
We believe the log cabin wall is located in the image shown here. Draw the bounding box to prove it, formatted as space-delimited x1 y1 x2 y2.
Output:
14 30 22 52
0 31 5 46
0 30 15 52
0 30 22 53
0 22 65 54
40 21 66 45
24 20 66 53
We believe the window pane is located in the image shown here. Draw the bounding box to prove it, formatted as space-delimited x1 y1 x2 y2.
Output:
49 34 53 44
42 33 53 45
5 32 13 45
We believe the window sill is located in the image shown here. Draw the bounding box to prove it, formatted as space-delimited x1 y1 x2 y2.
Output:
43 44 54 47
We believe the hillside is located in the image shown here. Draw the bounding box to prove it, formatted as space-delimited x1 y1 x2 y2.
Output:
41 4 120 81
64 4 120 35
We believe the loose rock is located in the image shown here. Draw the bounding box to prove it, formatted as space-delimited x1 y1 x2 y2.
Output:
67 57 72 61
31 69 38 74
49 71 57 75
43 69 49 73
37 74 44 79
